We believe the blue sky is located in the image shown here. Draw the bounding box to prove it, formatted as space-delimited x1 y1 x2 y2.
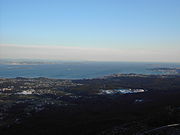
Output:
0 0 180 62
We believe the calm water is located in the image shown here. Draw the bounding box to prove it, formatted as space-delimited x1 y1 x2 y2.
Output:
0 62 180 79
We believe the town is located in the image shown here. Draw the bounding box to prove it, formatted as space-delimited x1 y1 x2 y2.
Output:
0 74 180 135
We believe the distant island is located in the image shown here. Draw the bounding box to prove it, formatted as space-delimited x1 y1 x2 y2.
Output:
0 60 57 65
148 67 180 74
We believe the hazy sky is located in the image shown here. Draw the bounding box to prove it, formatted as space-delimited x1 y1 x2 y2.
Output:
0 0 180 62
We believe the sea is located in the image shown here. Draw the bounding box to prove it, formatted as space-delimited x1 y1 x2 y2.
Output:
0 62 180 79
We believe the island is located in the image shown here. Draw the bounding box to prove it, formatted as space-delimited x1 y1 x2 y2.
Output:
149 67 180 74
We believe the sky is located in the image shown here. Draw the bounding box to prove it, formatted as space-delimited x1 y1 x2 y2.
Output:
0 0 180 62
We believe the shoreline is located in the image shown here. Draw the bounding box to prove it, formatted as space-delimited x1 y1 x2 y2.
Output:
1 73 180 80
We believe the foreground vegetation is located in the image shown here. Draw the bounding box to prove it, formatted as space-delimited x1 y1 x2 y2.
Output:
0 74 180 135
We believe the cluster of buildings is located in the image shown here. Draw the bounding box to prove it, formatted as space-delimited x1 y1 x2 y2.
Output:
0 78 79 94
99 88 145 95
